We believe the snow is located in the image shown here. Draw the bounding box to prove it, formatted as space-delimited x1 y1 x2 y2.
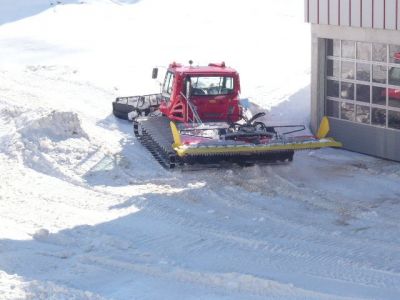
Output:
0 0 400 299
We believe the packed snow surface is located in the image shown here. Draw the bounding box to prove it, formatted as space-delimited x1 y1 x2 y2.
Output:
1 0 400 299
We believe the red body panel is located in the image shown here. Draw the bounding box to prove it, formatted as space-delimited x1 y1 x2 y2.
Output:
159 62 242 123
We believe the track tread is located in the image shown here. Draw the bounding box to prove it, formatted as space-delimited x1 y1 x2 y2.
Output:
135 116 177 169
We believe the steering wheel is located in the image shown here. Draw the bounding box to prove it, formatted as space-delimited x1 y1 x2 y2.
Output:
192 88 206 95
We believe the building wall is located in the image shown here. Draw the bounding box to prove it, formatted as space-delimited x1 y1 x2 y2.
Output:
305 0 400 30
311 24 400 161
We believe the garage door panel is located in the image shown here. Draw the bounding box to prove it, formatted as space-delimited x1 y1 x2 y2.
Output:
328 118 400 161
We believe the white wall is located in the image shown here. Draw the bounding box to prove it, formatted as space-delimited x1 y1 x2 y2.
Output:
305 0 399 30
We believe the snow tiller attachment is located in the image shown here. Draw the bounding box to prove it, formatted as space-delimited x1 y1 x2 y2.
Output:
113 61 342 169
133 113 341 169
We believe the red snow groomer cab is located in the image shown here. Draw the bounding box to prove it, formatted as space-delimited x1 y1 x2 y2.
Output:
158 62 242 124
113 61 341 169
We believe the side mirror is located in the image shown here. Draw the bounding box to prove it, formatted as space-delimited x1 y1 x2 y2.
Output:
152 68 158 79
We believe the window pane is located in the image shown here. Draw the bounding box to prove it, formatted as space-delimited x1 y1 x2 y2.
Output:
356 84 370 103
356 105 370 124
327 39 340 57
389 67 400 86
327 80 339 98
341 61 355 79
388 88 400 108
372 43 387 62
356 63 370 82
225 78 233 89
388 110 400 129
162 72 174 94
190 76 234 96
342 40 355 58
327 59 340 78
357 42 371 60
389 44 400 63
327 100 339 118
372 65 387 84
371 108 386 126
372 86 387 105
341 103 355 121
341 82 354 100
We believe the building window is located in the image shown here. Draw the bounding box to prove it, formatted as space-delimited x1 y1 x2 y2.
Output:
327 59 340 78
342 41 355 58
357 42 371 61
372 65 387 84
372 108 386 126
356 63 370 82
372 43 387 62
327 100 339 118
326 39 400 131
388 111 400 129
341 82 354 100
327 80 339 97
327 39 340 57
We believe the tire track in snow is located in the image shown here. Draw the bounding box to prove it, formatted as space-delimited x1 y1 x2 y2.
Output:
98 178 400 294
188 168 400 290
203 172 397 283
80 255 361 300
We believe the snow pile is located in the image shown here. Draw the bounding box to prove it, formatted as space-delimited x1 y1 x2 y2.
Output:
18 110 88 141
0 106 97 181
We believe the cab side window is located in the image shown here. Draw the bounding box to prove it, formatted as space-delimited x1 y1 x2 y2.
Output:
162 72 174 95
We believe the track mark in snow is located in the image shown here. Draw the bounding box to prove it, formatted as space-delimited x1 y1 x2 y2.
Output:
82 256 359 300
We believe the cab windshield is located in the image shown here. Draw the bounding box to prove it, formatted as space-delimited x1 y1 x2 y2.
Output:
190 76 234 96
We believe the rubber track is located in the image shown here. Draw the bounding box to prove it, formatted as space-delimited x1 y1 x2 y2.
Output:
133 117 296 169
134 116 177 169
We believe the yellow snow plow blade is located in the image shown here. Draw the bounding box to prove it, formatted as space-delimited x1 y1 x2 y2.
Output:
173 138 342 157
170 117 342 158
